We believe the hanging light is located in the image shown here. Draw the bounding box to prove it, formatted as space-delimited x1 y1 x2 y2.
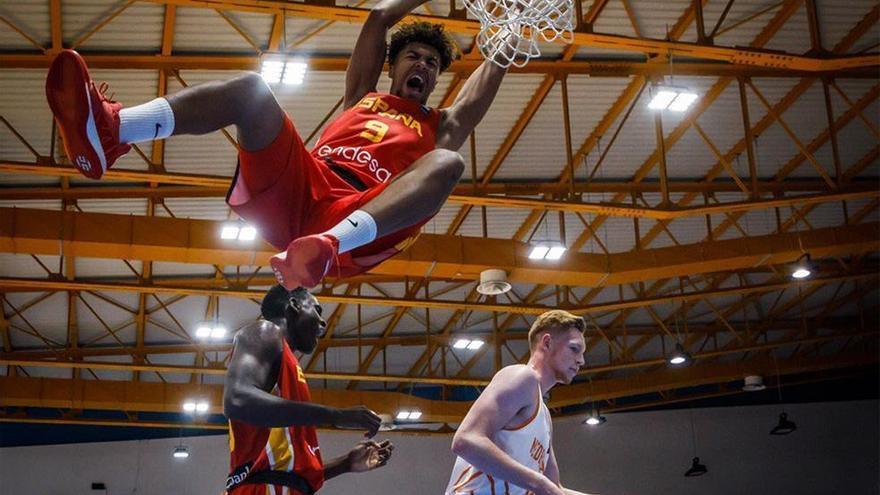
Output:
648 85 699 112
684 457 708 477
528 242 566 261
583 406 606 426
183 399 210 415
396 409 422 421
260 56 309 85
770 412 797 435
683 409 708 477
210 324 227 340
195 322 227 340
220 222 258 242
260 59 285 84
452 338 484 350
172 444 190 459
791 253 814 280
769 354 796 435
282 61 308 85
668 342 692 366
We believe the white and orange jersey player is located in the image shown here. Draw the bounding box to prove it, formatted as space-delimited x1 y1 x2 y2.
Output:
445 310 595 495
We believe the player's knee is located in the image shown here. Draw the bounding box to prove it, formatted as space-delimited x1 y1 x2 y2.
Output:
431 149 465 185
232 72 274 111
230 72 280 129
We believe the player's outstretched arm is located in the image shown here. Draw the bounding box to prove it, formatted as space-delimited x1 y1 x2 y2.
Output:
436 54 508 151
344 0 431 108
223 323 381 436
451 366 565 495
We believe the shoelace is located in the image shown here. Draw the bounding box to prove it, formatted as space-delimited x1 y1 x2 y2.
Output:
94 81 116 103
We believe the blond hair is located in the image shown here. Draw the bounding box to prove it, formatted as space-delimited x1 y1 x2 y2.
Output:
527 310 585 350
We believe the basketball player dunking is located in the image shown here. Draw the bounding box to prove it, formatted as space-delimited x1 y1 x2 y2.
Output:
446 311 594 495
45 0 509 290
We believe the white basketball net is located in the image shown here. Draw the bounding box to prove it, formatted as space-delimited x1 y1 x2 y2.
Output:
463 0 575 68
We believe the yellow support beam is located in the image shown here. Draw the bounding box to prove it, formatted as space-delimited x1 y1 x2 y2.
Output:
120 0 879 72
1 207 877 288
1 348 874 423
0 272 875 316
6 53 877 77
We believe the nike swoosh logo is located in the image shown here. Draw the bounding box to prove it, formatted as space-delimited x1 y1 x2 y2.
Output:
153 123 162 140
347 219 359 228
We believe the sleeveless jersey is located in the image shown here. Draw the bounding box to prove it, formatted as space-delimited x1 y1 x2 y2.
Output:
226 340 324 495
312 92 441 189
445 385 552 495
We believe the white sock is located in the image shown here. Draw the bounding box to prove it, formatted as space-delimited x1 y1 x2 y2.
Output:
324 210 377 254
119 97 175 144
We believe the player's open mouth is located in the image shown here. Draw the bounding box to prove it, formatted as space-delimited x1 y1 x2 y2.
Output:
405 74 426 93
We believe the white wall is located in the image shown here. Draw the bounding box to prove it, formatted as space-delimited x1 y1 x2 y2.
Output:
0 400 877 495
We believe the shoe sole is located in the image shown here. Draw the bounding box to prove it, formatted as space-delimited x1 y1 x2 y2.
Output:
269 237 332 290
45 51 107 180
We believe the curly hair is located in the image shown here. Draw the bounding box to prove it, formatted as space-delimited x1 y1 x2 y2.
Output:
261 284 313 321
387 21 458 72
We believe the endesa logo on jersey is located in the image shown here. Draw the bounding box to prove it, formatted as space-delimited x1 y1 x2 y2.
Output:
315 145 392 183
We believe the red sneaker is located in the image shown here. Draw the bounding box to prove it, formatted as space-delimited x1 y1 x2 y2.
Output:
45 49 131 179
270 234 340 290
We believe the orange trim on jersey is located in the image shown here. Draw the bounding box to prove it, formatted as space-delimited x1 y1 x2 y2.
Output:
503 384 544 431
485 474 497 495
451 466 472 488
503 401 540 431
453 467 484 491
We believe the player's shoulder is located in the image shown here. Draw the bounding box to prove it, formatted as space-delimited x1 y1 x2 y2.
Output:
492 364 540 388
233 320 284 356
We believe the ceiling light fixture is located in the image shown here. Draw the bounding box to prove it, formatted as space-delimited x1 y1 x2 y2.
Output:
668 342 692 366
684 412 707 477
770 354 796 435
684 457 708 477
583 407 606 426
183 399 209 415
396 409 422 421
172 444 190 459
770 412 797 435
261 57 308 85
791 253 814 280
528 242 566 261
195 322 227 340
220 222 258 242
648 85 699 112
452 338 484 350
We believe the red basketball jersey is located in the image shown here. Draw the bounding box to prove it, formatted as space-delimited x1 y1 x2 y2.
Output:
312 92 442 188
227 341 324 495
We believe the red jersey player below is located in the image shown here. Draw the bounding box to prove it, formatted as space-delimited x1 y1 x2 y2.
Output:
46 0 510 290
224 285 392 494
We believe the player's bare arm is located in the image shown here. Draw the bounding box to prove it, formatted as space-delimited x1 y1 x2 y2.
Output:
451 365 564 495
345 0 432 108
223 321 381 434
437 59 508 150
